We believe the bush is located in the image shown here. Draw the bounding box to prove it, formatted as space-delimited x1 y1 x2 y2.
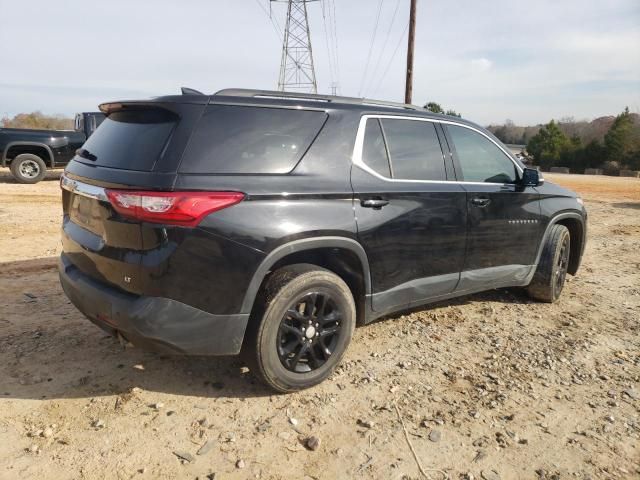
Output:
600 160 621 176
1 111 73 130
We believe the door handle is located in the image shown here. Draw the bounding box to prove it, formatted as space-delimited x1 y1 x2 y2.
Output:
361 198 389 210
471 197 491 207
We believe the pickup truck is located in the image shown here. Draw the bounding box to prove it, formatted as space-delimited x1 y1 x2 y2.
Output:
0 112 105 183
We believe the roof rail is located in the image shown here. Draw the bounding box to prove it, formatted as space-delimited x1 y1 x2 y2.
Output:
213 88 423 111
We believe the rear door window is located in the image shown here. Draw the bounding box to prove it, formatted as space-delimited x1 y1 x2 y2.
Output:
179 105 327 174
380 119 446 181
76 109 177 171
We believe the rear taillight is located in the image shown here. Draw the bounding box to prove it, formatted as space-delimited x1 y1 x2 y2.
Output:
104 190 244 227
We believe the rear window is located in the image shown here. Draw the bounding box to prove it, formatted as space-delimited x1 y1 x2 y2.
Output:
76 109 177 171
179 105 327 174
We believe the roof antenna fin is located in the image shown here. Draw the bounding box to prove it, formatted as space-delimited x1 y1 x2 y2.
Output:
181 87 204 95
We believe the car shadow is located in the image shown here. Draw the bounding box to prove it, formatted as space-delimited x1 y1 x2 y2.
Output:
367 287 533 325
2 336 275 401
1 256 533 402
0 257 274 401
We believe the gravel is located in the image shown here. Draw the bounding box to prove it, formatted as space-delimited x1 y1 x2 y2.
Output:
1 176 638 480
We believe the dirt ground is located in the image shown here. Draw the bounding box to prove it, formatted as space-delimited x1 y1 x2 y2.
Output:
0 169 638 480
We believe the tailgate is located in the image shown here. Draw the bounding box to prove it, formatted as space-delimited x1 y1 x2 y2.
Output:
61 175 144 293
59 103 200 293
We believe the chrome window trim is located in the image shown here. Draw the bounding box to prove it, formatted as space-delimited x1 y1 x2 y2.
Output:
60 174 109 201
351 114 523 186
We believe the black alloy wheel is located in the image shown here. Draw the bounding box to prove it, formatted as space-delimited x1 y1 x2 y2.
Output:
244 264 356 392
555 234 570 292
527 224 571 303
277 292 342 373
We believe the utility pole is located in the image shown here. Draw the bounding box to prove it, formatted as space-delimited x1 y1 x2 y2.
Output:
273 0 319 93
404 0 417 104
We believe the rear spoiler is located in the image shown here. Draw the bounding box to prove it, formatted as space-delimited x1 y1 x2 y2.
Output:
99 88 209 115
99 98 208 117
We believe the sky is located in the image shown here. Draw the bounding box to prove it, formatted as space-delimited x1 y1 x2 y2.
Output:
0 0 638 126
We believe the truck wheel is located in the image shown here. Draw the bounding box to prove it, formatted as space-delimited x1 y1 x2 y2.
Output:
527 224 570 303
244 264 356 392
10 154 47 184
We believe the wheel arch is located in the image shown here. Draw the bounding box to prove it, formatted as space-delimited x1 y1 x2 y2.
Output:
241 237 371 325
3 142 54 167
536 211 586 276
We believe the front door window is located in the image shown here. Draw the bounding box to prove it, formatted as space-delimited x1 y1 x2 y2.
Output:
447 125 518 184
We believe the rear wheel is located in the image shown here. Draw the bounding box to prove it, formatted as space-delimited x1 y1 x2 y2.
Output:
527 224 570 303
245 264 356 392
10 154 47 184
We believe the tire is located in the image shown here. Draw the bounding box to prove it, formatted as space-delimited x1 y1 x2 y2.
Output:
244 264 356 393
527 224 571 303
10 154 47 184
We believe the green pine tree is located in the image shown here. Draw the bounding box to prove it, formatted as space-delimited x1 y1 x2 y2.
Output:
604 107 634 162
527 120 570 169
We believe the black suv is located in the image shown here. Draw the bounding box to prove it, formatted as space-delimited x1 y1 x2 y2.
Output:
59 89 587 392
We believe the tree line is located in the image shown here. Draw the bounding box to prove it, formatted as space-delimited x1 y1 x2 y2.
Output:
4 106 640 174
488 109 640 174
1 111 74 130
424 102 640 174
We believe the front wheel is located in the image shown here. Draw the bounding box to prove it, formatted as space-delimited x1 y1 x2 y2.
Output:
245 264 356 392
10 154 47 184
527 224 571 303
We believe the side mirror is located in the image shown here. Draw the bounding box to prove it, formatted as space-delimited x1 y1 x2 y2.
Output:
520 167 543 187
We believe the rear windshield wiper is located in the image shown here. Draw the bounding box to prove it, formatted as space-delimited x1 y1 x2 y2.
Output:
76 148 97 161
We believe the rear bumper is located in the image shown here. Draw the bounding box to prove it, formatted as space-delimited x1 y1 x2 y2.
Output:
58 254 249 355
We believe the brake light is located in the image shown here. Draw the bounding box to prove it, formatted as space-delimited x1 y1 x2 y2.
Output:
105 190 244 227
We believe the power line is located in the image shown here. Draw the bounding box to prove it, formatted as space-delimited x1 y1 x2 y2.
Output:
364 0 401 96
358 0 384 97
371 21 409 98
269 3 284 32
253 0 283 40
329 0 341 92
321 0 335 88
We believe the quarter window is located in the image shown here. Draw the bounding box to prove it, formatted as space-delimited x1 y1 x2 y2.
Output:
362 119 391 177
447 125 518 183
180 105 327 174
380 119 446 181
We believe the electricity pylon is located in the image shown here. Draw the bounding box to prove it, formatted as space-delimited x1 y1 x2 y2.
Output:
273 0 318 93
